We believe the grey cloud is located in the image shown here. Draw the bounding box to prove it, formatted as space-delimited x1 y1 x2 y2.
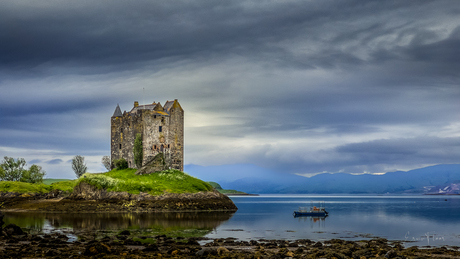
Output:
46 159 63 165
1 0 460 177
29 159 42 164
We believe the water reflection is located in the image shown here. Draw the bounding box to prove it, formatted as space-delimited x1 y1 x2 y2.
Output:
3 211 235 232
294 216 327 229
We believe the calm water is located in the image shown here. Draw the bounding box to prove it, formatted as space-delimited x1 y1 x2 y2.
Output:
4 195 460 247
210 194 460 247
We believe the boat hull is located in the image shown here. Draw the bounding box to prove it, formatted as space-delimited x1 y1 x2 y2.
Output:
293 211 328 217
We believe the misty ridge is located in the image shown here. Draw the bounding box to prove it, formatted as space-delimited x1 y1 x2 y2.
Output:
185 164 460 194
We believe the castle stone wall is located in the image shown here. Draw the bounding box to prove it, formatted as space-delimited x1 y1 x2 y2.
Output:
111 100 184 171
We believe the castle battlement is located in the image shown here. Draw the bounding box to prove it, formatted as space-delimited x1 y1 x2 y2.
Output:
111 99 184 171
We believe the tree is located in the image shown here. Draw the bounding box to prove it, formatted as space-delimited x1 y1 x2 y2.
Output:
21 165 46 183
71 155 87 178
133 133 143 168
102 156 111 171
0 157 27 181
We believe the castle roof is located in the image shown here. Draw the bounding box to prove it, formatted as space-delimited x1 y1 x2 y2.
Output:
112 104 122 117
164 101 174 113
118 99 182 116
130 102 170 116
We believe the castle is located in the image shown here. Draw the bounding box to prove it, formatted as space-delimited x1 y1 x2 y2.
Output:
111 99 184 171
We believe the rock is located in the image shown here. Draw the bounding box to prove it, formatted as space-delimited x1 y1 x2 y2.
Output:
84 242 111 256
0 211 4 235
119 230 131 236
313 241 323 247
69 182 134 200
195 247 217 257
385 249 397 258
143 244 159 252
45 189 64 199
217 246 229 255
4 224 24 236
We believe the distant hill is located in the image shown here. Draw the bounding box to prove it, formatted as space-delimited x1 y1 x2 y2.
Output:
206 181 247 194
185 164 460 194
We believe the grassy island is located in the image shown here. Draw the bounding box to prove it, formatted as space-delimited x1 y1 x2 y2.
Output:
0 169 213 196
0 169 237 213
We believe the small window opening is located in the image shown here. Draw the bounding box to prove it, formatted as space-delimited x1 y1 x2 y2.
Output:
154 145 157 150
119 144 122 149
160 145 164 152
161 117 165 123
168 144 170 148
154 115 156 119
159 126 162 132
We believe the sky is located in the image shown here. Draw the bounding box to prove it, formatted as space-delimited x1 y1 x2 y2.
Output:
1 0 460 179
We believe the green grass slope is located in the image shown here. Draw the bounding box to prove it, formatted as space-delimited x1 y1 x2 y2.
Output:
78 169 213 195
0 169 213 196
0 179 77 194
43 179 71 185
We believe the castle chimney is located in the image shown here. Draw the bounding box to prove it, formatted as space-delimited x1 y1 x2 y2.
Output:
134 101 139 107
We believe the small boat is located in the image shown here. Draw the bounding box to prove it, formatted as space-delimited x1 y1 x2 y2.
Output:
293 201 328 217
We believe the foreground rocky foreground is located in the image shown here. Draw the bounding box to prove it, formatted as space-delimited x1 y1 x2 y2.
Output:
0 220 459 258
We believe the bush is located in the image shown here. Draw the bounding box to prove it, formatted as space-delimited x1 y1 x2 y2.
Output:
133 133 143 168
79 173 120 190
21 165 46 184
113 158 128 170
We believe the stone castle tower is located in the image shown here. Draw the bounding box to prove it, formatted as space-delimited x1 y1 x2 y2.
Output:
111 99 184 171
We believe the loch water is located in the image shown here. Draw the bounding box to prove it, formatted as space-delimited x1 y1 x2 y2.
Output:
4 195 460 247
208 194 460 247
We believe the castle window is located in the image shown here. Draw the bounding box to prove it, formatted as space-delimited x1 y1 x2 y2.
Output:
168 144 170 148
160 145 164 152
159 126 162 132
161 117 165 123
154 145 157 149
154 115 156 119
119 144 122 149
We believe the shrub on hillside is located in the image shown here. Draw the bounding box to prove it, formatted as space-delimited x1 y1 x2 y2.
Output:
113 158 128 170
79 173 121 190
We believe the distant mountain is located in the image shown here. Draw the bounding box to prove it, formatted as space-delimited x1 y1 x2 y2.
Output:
184 164 460 194
426 182 460 195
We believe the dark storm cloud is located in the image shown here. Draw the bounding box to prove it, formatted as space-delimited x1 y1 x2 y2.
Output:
1 0 460 177
1 0 457 73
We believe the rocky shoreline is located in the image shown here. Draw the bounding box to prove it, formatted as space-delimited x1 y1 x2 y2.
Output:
0 221 459 258
0 182 238 213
